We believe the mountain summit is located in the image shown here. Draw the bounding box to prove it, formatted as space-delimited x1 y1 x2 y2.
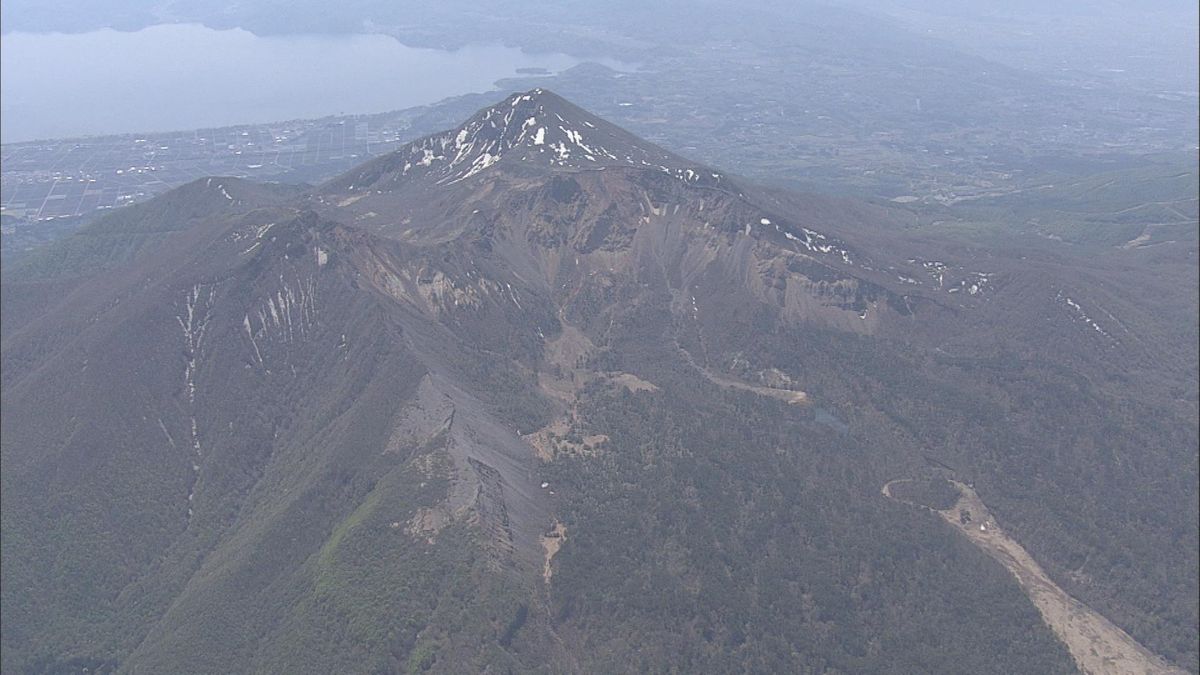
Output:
328 88 725 190
2 92 1195 674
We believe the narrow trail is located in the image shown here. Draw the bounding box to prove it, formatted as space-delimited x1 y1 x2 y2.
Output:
674 341 807 404
882 479 1186 675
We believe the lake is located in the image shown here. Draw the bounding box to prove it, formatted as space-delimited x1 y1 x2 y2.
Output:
0 24 598 143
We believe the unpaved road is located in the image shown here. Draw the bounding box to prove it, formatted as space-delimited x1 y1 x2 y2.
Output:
676 342 807 404
883 479 1187 675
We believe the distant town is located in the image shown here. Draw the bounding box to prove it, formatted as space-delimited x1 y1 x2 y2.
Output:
1 111 424 222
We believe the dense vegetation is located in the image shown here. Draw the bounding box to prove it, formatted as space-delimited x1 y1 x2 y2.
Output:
888 478 961 511
539 325 1076 673
709 308 1199 669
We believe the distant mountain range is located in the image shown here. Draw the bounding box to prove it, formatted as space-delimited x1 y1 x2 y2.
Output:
2 90 1196 674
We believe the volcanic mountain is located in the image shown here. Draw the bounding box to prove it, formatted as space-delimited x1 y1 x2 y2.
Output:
2 90 1196 674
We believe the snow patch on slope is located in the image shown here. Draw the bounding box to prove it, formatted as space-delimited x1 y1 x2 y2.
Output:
1058 291 1114 341
346 89 725 188
175 284 214 519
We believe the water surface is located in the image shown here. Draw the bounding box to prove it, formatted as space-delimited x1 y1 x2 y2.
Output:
1 24 591 142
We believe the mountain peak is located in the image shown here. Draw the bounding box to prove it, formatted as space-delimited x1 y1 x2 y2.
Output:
330 89 726 191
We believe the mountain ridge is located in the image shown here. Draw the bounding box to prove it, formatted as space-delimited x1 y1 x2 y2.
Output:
324 89 729 190
1 90 1195 674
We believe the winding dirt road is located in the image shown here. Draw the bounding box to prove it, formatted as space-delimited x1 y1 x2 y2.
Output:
883 479 1186 675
